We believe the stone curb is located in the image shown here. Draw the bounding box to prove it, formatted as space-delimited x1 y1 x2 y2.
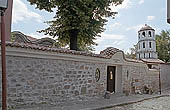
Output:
83 94 170 110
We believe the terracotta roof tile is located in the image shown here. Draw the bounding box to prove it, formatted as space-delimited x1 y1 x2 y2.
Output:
100 47 121 58
4 42 109 59
27 36 37 41
4 42 157 64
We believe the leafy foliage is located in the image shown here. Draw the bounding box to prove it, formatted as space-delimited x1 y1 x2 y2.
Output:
125 44 137 59
27 0 123 50
156 30 170 62
11 32 17 42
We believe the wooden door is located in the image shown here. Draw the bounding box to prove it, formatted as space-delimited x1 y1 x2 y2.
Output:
107 66 116 93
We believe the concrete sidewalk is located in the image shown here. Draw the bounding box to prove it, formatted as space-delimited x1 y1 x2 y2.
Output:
11 90 170 110
57 93 169 110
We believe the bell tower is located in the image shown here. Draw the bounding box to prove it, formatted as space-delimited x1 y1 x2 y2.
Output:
136 24 158 59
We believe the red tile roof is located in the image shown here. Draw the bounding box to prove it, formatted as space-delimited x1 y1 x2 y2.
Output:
27 36 37 41
100 47 122 58
5 42 108 58
5 42 161 64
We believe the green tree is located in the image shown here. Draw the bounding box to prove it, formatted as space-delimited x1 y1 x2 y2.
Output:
156 30 170 62
28 0 123 50
125 44 137 59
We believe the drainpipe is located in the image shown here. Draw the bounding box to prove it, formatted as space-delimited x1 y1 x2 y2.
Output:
1 11 7 110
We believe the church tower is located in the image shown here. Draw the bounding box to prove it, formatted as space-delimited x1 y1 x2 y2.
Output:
136 24 158 59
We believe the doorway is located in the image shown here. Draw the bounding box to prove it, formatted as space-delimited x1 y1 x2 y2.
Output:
107 66 116 93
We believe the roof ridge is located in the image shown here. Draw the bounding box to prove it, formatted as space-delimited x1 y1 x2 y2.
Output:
4 42 107 59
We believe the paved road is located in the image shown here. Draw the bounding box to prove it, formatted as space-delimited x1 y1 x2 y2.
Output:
105 96 170 110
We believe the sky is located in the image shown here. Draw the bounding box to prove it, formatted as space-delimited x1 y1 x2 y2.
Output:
12 0 170 53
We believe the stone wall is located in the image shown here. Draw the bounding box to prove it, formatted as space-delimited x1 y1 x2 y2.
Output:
0 46 162 108
122 66 146 94
0 56 107 108
144 70 160 93
160 64 170 91
122 65 159 94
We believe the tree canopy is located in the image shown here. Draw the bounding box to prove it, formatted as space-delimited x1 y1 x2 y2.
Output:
156 30 170 62
125 44 137 59
28 0 123 50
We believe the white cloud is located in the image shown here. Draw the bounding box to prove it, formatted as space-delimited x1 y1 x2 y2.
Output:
139 0 144 5
94 33 127 54
117 40 125 45
126 24 144 32
110 0 132 12
155 28 161 34
104 45 114 48
26 32 54 39
107 22 122 32
95 33 126 51
95 33 125 44
12 0 43 24
147 16 155 22
109 23 122 28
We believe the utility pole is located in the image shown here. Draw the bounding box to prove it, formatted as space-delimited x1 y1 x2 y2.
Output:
1 10 7 110
0 0 8 109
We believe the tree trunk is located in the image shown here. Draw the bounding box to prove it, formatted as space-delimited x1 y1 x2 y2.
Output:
69 29 79 50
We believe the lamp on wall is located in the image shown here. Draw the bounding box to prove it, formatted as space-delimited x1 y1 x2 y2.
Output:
0 0 8 110
0 0 8 10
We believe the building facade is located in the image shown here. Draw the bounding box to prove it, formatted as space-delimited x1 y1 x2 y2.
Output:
136 24 158 59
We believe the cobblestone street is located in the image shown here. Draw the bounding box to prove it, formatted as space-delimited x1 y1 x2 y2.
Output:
105 96 170 110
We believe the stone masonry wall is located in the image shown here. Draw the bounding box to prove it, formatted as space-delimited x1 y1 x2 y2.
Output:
144 70 160 93
122 65 159 94
0 48 162 108
160 64 170 91
0 56 107 108
122 66 146 94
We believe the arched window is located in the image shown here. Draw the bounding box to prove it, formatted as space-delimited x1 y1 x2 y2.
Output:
142 32 145 37
144 53 145 58
139 33 140 39
149 53 151 58
143 42 145 48
149 42 152 48
139 54 140 59
149 31 152 37
139 43 140 49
